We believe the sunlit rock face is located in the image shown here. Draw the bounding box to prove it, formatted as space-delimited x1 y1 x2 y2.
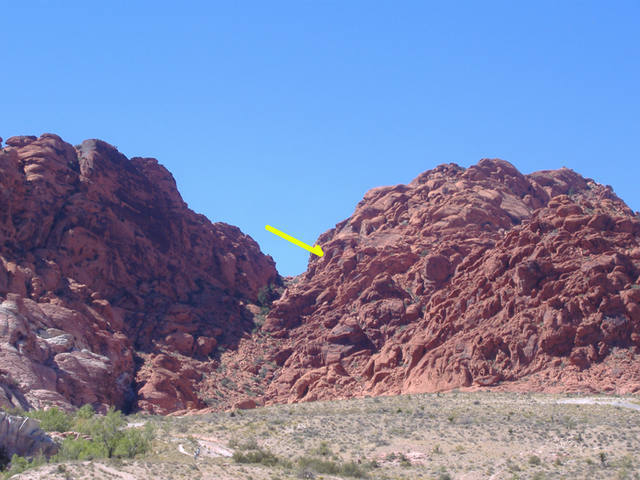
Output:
0 134 279 414
259 159 640 404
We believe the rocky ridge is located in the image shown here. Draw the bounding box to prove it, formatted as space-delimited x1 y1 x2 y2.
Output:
0 134 278 414
2 133 639 415
201 159 640 408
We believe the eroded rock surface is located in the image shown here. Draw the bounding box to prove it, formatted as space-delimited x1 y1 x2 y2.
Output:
3 135 639 414
240 160 640 404
0 411 58 458
0 134 279 413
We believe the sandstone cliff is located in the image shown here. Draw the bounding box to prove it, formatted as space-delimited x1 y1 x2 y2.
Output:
2 135 639 414
205 159 640 407
0 134 279 414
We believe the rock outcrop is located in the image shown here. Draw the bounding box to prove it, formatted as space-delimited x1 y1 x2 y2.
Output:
2 134 639 414
0 411 58 459
0 134 279 414
241 159 640 404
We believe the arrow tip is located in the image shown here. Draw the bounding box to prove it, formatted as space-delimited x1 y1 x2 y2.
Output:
312 245 324 257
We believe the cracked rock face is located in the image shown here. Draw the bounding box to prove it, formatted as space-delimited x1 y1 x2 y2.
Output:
0 134 278 414
3 134 639 414
252 160 640 404
0 411 58 459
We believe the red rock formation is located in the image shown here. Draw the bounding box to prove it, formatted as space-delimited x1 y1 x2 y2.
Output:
0 134 279 413
257 159 640 404
3 136 639 414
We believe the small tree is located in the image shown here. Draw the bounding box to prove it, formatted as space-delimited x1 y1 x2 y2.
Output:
75 404 95 420
113 425 153 458
88 407 126 458
72 404 95 433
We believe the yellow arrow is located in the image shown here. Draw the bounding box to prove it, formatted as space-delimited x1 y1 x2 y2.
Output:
265 225 324 257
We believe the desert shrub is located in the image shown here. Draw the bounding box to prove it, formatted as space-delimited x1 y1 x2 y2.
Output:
297 457 339 475
75 404 95 420
257 284 273 309
362 459 379 469
24 404 96 433
2 406 152 478
54 408 152 461
339 461 368 478
309 441 332 457
2 454 45 479
297 456 367 478
220 377 236 389
3 455 29 477
0 406 25 416
232 448 280 466
599 452 607 466
238 437 259 450
55 437 108 461
113 427 153 458
73 406 126 457
528 454 542 465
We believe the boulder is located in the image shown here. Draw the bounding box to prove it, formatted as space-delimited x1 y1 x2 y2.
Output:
0 411 58 458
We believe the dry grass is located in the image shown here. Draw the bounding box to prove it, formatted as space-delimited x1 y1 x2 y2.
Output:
10 392 640 480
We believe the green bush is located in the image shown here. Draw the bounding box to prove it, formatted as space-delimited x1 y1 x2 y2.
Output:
55 437 108 461
297 456 367 478
257 284 272 308
19 404 96 433
2 454 45 478
75 404 95 420
297 456 340 475
237 437 259 450
84 407 127 457
25 407 73 432
54 423 153 462
5 455 29 477
65 408 152 460
113 428 153 458
2 406 153 478
340 461 368 478
232 449 280 466
528 454 542 466
309 441 332 457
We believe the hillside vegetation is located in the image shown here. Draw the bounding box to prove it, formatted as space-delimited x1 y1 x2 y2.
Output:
4 392 640 480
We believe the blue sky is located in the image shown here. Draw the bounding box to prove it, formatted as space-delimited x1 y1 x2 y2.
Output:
1 1 638 276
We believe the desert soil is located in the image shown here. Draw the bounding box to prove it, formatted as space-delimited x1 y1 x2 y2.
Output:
9 391 640 480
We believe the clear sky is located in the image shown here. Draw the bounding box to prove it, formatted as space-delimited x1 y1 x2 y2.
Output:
1 1 638 276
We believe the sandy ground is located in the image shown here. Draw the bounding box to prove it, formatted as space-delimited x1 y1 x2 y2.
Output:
555 396 640 411
8 392 640 480
175 434 233 458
